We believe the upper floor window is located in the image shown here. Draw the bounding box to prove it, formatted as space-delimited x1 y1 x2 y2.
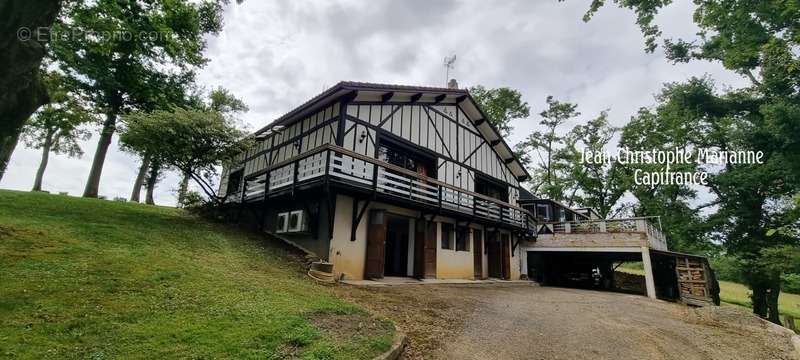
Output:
475 175 508 203
378 139 437 178
227 169 243 194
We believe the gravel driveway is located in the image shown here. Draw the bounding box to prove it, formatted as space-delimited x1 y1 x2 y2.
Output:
336 283 797 359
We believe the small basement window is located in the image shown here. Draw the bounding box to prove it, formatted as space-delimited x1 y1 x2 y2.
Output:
441 223 454 250
455 227 470 251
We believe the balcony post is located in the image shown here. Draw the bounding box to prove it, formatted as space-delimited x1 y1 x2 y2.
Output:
598 220 607 233
564 222 571 233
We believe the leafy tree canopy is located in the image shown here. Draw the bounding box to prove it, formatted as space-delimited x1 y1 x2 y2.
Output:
469 85 531 138
22 71 98 157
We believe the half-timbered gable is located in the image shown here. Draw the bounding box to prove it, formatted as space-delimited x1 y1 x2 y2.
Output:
341 100 521 198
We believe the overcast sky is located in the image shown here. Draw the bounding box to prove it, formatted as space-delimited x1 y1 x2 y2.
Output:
2 0 748 206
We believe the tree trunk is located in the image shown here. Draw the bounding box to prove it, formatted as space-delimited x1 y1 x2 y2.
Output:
766 279 782 325
0 0 61 142
176 170 190 207
130 153 150 202
145 162 160 205
751 282 768 319
83 111 117 198
0 131 21 182
32 131 53 191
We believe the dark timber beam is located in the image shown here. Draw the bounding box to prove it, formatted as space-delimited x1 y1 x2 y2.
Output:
381 92 394 102
434 94 446 104
474 118 486 126
511 238 519 256
490 139 502 146
456 95 467 103
410 93 423 103
504 158 515 164
351 198 371 241
517 175 529 182
342 90 358 103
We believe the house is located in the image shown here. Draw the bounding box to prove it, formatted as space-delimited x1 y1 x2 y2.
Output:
219 81 535 281
219 80 717 306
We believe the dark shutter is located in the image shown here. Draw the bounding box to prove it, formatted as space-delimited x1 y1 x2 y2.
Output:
364 209 386 279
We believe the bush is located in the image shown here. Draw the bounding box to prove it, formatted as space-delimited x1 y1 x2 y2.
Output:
782 273 800 294
709 255 745 283
180 191 205 209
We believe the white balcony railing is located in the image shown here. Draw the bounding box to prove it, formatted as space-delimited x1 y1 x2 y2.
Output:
538 217 668 251
235 144 537 234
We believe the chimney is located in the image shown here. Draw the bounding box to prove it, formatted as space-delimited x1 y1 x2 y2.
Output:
447 78 458 89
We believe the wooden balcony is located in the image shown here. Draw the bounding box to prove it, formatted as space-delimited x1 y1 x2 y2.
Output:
534 217 668 251
230 144 536 234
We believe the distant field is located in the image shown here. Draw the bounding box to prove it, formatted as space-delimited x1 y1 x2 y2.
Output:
617 263 800 319
0 190 393 359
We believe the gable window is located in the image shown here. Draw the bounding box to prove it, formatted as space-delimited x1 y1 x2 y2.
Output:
455 227 470 251
441 223 455 250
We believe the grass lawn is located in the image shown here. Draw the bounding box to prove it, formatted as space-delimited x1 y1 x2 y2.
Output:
0 190 393 359
617 263 800 319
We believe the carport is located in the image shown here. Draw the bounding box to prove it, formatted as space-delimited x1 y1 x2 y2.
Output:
524 247 657 298
521 217 718 305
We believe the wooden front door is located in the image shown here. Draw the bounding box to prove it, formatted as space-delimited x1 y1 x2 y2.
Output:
473 229 483 279
413 219 437 279
365 209 386 279
501 234 511 280
487 231 501 278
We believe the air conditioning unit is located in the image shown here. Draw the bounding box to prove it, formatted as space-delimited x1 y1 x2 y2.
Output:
276 212 289 233
287 210 308 233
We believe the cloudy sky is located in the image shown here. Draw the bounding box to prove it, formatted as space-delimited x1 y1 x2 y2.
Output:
2 0 748 206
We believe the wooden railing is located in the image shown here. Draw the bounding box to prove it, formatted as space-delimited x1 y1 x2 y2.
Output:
236 144 536 233
538 217 668 250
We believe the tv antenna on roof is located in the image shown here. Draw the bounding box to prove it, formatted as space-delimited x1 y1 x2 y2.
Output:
443 54 456 86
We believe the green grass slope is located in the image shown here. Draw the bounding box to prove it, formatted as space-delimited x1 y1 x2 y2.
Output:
0 190 392 359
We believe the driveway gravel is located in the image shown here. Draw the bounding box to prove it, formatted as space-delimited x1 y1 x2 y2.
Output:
336 283 797 359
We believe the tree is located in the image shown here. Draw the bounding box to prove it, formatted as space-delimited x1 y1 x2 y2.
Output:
518 96 580 202
560 111 626 218
577 0 800 324
0 0 62 182
129 155 150 203
49 0 227 198
618 103 713 254
120 107 252 205
22 72 98 191
468 85 530 138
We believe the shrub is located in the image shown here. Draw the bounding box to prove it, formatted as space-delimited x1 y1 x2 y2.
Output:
180 191 205 209
709 255 745 283
782 273 800 294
